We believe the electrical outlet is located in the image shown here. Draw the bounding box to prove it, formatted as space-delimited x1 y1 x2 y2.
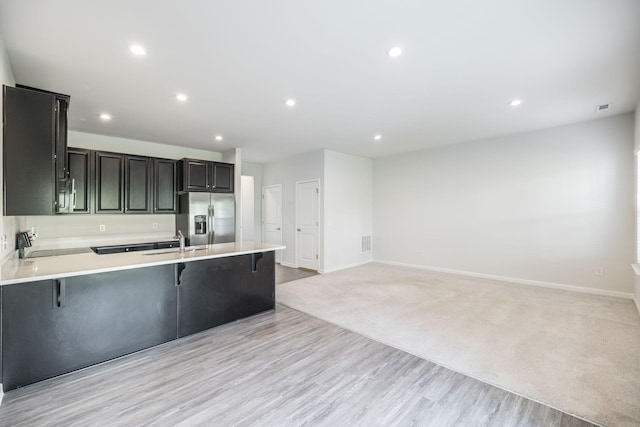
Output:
1 235 7 251
595 267 604 276
152 222 158 230
99 224 106 232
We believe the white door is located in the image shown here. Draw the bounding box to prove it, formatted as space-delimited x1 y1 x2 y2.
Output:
262 184 282 263
296 180 319 270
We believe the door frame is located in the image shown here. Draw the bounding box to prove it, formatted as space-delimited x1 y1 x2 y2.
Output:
262 184 283 263
295 178 320 271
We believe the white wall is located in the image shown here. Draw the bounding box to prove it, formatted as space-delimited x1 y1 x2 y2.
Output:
262 150 324 268
323 150 373 273
374 114 635 295
0 33 17 260
242 161 263 242
69 131 223 161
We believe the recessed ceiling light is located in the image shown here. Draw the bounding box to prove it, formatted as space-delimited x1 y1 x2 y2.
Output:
214 135 223 141
387 47 402 58
374 134 382 141
98 113 112 121
129 44 146 56
508 99 523 107
176 93 188 102
285 98 296 107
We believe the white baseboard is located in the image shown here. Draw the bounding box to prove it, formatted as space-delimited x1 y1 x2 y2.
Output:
374 259 635 300
0 385 3 406
280 261 298 269
319 260 373 274
634 298 640 317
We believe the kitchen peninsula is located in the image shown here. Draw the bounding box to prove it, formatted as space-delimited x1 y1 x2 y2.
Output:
0 241 285 391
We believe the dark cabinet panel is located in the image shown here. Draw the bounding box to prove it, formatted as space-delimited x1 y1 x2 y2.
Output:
95 151 124 213
179 159 234 193
68 148 92 213
1 265 177 391
153 158 177 213
182 159 209 191
125 155 151 213
2 85 71 216
177 251 275 337
212 162 234 192
55 97 69 182
95 152 152 214
3 86 56 215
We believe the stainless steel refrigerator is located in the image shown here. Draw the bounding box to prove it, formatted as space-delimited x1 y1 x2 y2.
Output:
176 193 235 246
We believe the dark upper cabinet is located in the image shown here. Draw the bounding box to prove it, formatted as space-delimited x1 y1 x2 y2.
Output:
67 148 92 214
180 159 234 193
95 152 152 214
125 155 151 213
3 85 71 216
153 158 177 213
212 162 233 192
95 151 124 213
182 159 209 191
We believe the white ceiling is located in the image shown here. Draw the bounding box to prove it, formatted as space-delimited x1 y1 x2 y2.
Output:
1 0 639 163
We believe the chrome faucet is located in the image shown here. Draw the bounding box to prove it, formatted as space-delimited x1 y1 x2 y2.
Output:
177 230 185 253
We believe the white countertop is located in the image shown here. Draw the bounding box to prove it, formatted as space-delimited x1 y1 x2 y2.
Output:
1 241 285 285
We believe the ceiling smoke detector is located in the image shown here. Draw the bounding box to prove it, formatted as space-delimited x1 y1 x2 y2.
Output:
595 103 611 112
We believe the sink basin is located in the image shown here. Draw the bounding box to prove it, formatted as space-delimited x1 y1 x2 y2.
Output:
142 246 207 256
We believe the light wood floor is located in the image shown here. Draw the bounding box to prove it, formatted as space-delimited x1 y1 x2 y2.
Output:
276 263 318 284
0 305 594 426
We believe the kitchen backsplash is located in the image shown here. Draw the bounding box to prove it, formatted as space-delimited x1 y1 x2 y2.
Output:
16 214 176 251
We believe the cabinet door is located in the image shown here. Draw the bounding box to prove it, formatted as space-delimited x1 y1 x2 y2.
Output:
68 148 92 213
182 159 210 191
55 97 69 181
153 158 177 213
211 162 234 193
1 265 177 391
95 151 124 213
177 251 275 337
2 86 56 215
125 155 151 213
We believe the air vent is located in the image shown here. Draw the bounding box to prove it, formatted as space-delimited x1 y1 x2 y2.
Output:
595 103 612 113
361 235 372 253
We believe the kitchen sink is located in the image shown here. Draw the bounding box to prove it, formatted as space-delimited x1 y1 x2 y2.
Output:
142 246 207 255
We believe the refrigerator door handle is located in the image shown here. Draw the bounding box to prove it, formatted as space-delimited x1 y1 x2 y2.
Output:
208 205 215 244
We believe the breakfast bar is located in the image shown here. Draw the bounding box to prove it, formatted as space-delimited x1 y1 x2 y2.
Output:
0 241 284 391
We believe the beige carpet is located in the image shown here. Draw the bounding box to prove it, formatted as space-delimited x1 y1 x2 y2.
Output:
277 263 640 427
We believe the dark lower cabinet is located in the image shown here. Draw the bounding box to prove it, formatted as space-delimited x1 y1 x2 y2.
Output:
1 264 177 391
177 252 275 337
1 252 276 391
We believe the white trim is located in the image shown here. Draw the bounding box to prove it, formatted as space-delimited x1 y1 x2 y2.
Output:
634 298 640 317
375 259 635 300
281 261 297 269
632 264 640 276
0 386 3 406
319 260 373 274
